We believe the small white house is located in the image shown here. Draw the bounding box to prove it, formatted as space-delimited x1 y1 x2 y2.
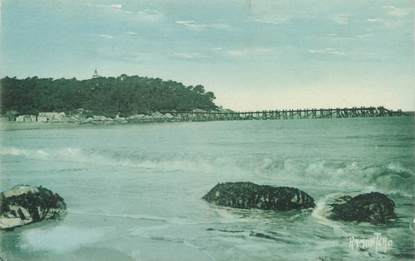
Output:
15 115 37 122
38 112 66 122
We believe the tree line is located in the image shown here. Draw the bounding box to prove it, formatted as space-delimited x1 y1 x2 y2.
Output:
0 75 218 117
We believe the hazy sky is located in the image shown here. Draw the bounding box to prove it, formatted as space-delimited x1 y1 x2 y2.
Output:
1 0 414 110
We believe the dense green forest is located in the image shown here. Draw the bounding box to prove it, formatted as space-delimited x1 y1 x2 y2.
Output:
0 75 218 116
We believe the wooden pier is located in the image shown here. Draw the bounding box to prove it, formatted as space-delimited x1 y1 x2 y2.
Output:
168 106 408 122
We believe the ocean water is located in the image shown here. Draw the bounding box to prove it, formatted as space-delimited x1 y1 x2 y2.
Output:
0 117 414 261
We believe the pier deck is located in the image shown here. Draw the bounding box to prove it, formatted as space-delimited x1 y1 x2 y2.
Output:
168 107 407 122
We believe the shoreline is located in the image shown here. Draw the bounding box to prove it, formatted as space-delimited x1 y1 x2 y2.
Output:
1 115 413 131
0 117 180 131
0 111 205 130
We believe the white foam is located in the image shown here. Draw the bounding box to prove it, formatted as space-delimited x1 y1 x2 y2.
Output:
0 147 217 173
311 193 350 236
387 161 415 175
20 226 106 253
1 146 413 196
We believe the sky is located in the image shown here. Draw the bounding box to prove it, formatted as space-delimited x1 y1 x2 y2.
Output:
1 0 414 111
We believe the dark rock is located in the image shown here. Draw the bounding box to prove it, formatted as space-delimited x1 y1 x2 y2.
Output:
328 192 396 224
0 185 66 230
202 182 315 210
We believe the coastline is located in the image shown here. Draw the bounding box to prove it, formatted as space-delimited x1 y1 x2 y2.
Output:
0 117 170 131
2 107 413 131
0 118 82 131
0 111 196 131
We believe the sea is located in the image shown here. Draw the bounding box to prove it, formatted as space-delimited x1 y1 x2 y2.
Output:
0 117 414 261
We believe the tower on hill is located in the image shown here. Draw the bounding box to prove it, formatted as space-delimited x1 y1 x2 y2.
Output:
92 68 100 78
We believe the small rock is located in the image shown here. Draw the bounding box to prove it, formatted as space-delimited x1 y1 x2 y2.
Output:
202 182 315 210
0 185 66 230
328 192 396 224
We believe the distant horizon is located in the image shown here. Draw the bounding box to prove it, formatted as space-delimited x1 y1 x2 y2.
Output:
1 0 414 111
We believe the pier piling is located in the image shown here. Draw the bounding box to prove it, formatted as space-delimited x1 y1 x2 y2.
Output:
172 107 408 122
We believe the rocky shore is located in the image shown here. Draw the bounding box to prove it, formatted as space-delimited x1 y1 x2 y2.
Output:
6 109 224 125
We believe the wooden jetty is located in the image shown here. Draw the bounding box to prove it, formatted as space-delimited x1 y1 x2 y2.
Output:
167 106 408 122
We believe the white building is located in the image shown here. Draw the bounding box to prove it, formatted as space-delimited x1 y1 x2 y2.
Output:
37 112 66 122
15 115 37 122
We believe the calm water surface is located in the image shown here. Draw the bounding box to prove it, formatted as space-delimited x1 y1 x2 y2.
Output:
0 117 414 260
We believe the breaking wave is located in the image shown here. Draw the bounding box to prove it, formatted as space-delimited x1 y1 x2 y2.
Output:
1 146 414 196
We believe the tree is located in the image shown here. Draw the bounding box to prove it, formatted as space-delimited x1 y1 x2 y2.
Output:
0 74 218 116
